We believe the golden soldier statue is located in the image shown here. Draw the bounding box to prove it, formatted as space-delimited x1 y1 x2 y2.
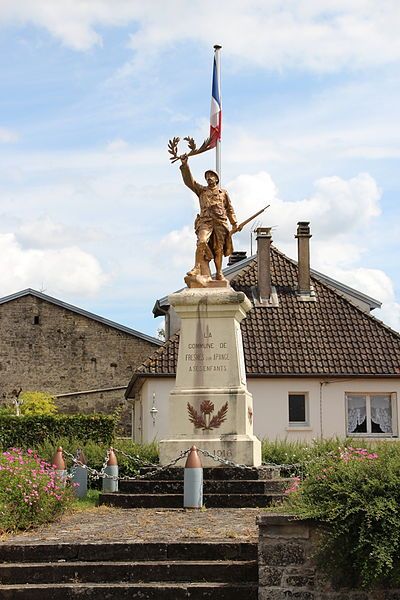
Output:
168 135 267 288
179 154 240 287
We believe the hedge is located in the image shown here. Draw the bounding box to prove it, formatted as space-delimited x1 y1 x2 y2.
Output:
0 414 116 449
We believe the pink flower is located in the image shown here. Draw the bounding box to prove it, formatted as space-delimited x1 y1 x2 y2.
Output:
285 476 301 495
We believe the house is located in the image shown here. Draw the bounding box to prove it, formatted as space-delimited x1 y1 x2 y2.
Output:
126 223 400 443
0 289 161 432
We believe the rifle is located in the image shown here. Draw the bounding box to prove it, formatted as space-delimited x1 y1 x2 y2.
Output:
232 205 270 233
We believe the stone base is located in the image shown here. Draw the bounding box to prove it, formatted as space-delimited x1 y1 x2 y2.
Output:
159 434 262 468
183 273 230 288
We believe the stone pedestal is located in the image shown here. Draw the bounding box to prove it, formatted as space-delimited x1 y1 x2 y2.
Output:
159 287 261 467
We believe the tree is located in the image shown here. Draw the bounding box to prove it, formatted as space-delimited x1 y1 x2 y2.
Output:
19 391 58 416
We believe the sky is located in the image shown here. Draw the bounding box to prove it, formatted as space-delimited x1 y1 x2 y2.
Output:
1 1 400 337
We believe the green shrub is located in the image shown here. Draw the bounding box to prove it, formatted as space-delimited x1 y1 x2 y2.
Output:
0 448 74 533
0 414 116 449
20 391 58 415
261 437 374 476
111 439 159 478
284 442 400 588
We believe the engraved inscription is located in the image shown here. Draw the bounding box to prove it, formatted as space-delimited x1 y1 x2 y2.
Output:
213 449 233 459
184 328 231 374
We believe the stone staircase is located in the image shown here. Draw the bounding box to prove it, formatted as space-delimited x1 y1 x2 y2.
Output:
99 466 288 509
0 540 258 599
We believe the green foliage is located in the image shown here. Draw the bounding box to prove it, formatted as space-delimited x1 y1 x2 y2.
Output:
284 442 400 588
112 439 159 478
19 391 58 415
261 437 373 479
0 406 14 417
0 448 74 533
0 414 116 449
262 437 356 467
70 489 100 511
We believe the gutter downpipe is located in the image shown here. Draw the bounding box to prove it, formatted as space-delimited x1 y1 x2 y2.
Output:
319 382 326 439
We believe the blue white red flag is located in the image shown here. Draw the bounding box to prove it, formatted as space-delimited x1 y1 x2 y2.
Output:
208 53 221 149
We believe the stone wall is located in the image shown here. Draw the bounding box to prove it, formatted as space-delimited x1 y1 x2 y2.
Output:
0 294 159 431
55 387 131 436
258 514 400 599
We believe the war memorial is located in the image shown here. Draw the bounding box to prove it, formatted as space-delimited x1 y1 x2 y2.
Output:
159 152 262 467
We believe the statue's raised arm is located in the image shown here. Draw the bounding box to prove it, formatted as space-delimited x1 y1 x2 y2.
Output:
179 155 201 196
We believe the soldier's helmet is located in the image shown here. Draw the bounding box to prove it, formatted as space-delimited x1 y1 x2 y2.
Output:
204 170 220 184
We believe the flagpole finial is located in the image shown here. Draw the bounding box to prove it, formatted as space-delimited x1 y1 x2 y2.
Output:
214 44 222 50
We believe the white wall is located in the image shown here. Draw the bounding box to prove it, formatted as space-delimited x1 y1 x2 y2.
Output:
133 376 400 443
133 379 173 442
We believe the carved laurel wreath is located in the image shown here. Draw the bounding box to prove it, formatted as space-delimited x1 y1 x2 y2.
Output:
187 400 228 431
168 136 211 163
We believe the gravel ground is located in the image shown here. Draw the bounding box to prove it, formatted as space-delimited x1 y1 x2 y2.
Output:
0 507 262 545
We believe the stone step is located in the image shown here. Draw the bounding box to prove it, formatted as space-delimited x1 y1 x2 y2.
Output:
0 559 257 585
0 541 257 563
0 581 258 599
119 478 288 494
139 466 280 480
99 492 281 508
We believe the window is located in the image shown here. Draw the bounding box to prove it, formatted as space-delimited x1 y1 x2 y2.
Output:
346 393 396 436
288 393 308 425
33 315 40 325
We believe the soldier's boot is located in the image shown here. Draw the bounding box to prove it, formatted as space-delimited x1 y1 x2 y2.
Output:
214 251 226 281
187 242 209 277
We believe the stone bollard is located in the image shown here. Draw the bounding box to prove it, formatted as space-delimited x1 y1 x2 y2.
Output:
102 448 119 493
72 449 88 499
52 446 67 486
184 446 203 508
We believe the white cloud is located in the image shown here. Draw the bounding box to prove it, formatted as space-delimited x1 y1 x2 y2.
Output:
227 171 381 242
106 138 130 153
0 233 107 297
1 1 400 72
0 127 19 143
157 226 195 271
15 217 104 249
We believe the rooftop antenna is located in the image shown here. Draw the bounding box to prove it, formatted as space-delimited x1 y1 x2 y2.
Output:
250 220 262 256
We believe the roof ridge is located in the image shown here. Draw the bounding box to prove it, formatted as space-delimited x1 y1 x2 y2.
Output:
231 246 393 337
0 288 162 346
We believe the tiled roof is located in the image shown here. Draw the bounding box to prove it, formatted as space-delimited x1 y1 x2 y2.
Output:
130 247 400 386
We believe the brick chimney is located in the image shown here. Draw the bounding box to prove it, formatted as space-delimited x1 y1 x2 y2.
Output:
256 227 272 301
295 221 312 295
228 251 247 266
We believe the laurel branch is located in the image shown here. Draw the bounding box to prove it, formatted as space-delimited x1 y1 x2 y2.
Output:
187 401 228 430
168 135 212 163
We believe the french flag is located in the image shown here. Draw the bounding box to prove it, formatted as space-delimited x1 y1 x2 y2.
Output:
208 53 221 149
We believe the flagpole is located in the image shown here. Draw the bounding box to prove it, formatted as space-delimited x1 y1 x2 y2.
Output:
214 44 222 181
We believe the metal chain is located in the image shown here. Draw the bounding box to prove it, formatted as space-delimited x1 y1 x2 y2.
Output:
59 447 303 483
61 447 191 482
62 448 113 480
197 448 255 470
99 448 112 477
112 446 159 468
195 449 303 477
126 449 191 480
68 457 78 479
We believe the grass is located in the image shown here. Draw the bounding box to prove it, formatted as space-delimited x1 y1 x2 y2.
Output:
70 489 100 512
